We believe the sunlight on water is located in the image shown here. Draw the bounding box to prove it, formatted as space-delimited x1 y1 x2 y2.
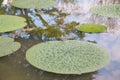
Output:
56 0 120 14
56 0 98 14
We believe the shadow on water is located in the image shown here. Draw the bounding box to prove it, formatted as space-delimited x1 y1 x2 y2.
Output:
0 0 120 80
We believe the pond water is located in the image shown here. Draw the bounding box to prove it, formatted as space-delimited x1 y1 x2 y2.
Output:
0 0 120 80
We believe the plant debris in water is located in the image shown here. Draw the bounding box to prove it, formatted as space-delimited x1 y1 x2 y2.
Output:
76 23 107 33
12 0 56 9
0 15 27 33
26 40 110 74
90 4 120 18
0 36 21 57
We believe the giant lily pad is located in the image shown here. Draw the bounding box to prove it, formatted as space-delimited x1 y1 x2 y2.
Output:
26 40 110 74
76 24 106 33
0 36 21 57
12 0 56 9
0 15 27 33
90 4 120 18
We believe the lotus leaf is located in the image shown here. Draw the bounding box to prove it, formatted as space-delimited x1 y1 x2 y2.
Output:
76 24 106 33
0 36 21 57
26 40 110 74
12 0 56 9
90 4 120 18
0 15 27 33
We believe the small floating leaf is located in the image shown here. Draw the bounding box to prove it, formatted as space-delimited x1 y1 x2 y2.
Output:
0 36 21 57
76 23 106 33
0 15 27 33
26 40 110 74
12 0 56 9
90 4 120 18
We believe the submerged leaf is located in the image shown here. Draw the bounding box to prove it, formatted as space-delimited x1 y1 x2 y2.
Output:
90 4 120 18
0 36 21 57
26 40 110 74
0 15 27 33
12 0 56 9
76 23 106 33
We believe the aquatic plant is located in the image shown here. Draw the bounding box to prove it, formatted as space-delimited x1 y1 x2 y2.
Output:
76 23 106 33
43 26 64 38
0 15 27 33
0 36 21 57
12 0 56 9
90 4 120 18
26 40 110 74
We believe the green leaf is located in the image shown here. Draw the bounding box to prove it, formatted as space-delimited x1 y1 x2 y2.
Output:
90 4 120 18
0 15 27 33
76 23 107 33
26 40 110 74
0 36 21 57
12 0 56 9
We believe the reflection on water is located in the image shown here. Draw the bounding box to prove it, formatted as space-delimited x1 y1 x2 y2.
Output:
56 0 120 14
0 0 120 80
56 0 97 14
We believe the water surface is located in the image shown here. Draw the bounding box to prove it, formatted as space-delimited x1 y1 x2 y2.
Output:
0 0 120 80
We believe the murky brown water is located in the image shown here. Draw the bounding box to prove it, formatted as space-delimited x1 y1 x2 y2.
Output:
0 0 120 80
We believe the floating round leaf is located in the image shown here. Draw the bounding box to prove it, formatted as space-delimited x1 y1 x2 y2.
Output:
0 15 27 33
26 40 110 74
90 4 120 18
0 36 21 57
76 24 106 33
12 0 56 9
